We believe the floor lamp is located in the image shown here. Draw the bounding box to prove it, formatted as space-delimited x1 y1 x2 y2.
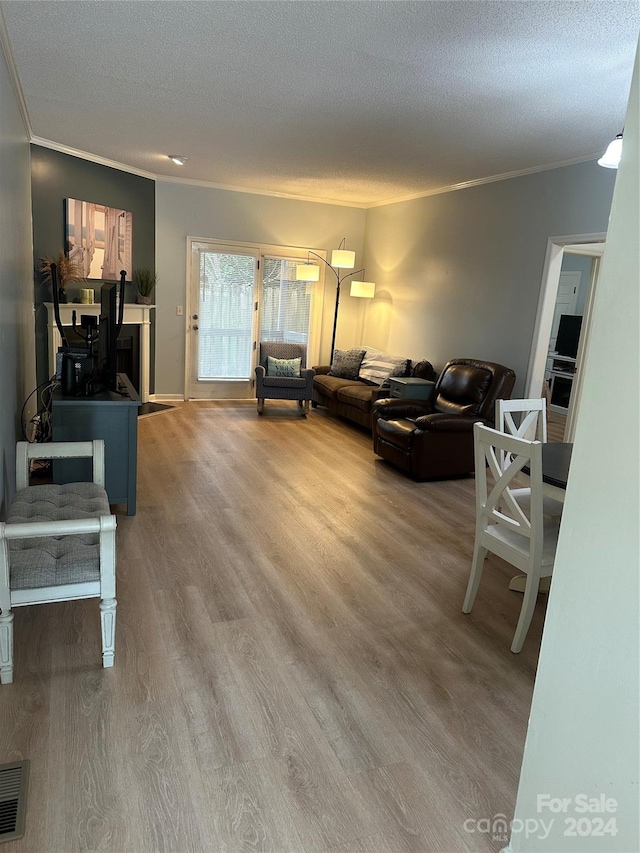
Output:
296 240 375 362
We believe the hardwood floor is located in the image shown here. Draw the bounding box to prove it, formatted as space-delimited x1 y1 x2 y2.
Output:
0 401 547 852
547 411 567 443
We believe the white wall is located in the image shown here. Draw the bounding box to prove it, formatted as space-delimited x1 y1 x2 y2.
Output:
155 182 366 397
362 161 617 390
0 37 36 515
508 42 639 853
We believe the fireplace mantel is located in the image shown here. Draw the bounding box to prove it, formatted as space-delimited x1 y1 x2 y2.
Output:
45 302 155 403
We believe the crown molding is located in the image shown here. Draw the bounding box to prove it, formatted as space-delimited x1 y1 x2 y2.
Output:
29 136 366 207
157 174 367 208
27 136 601 211
30 136 157 180
364 152 602 208
0 7 32 138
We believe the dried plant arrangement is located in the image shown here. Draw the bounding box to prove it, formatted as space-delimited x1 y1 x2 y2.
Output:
39 251 85 290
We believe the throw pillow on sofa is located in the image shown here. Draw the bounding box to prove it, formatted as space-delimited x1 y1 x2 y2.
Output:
328 348 366 380
358 349 409 386
267 356 301 377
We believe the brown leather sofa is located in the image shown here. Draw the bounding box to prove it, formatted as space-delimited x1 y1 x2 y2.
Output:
312 359 437 430
372 358 516 480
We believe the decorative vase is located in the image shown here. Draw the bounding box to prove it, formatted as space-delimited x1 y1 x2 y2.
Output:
59 288 68 304
136 294 152 305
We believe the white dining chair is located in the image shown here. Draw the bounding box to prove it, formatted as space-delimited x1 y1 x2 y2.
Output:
495 398 564 519
463 423 560 653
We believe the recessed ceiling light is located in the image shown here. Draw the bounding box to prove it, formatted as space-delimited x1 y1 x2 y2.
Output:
169 155 188 166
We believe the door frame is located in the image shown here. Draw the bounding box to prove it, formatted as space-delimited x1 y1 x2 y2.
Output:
524 232 606 441
184 237 326 400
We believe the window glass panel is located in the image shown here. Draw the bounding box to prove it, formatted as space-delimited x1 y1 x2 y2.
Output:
259 257 311 345
198 251 255 379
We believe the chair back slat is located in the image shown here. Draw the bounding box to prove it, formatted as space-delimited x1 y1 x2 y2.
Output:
496 398 547 443
483 442 532 530
474 423 544 546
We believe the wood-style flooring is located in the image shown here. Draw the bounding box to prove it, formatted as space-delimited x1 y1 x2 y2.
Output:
547 411 567 443
0 401 547 853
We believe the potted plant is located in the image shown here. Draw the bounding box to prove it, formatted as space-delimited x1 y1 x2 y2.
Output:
133 268 157 305
39 251 85 303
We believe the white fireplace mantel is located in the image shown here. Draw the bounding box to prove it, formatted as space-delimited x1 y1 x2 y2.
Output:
45 302 155 402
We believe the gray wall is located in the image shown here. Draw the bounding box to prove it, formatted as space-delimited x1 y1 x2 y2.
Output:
0 42 36 516
30 145 156 389
362 161 617 392
155 181 366 397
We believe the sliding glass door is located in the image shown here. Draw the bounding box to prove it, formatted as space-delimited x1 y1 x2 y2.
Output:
187 240 323 399
259 257 311 344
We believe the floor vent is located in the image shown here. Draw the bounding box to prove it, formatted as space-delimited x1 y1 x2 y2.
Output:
0 761 29 843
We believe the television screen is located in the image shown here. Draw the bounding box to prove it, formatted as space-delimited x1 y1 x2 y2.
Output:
555 314 582 358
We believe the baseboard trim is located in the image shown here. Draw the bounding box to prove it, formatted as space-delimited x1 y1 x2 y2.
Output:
153 394 185 402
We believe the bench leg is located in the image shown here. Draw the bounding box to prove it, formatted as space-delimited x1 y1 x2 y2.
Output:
0 610 14 684
99 598 117 668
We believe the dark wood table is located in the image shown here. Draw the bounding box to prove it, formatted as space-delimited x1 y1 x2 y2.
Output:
523 441 573 498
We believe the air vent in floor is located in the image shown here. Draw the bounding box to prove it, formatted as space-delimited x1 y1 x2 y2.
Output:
0 761 29 843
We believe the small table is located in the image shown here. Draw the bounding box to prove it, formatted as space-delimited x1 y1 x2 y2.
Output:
51 374 140 515
509 442 573 593
388 376 435 400
524 442 573 501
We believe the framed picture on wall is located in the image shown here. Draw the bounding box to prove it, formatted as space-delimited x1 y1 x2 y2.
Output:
65 198 133 280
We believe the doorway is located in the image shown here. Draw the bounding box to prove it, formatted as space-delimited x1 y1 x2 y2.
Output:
525 234 605 441
186 239 325 400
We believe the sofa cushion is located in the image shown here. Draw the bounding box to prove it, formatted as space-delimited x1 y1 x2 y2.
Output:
358 349 410 386
266 355 301 377
314 373 363 401
328 348 366 380
336 383 381 412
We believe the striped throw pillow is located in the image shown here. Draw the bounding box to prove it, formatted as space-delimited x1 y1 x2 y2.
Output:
358 350 409 386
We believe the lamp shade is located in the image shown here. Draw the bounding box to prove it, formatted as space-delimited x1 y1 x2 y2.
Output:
598 134 623 169
350 281 376 298
296 263 320 282
330 249 356 269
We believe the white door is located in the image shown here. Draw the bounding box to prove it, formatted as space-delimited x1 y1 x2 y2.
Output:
548 271 581 353
187 241 259 399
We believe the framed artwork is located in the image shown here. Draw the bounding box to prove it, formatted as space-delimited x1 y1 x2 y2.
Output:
65 198 133 280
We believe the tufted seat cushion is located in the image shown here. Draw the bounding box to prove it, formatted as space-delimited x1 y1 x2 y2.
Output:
7 483 111 589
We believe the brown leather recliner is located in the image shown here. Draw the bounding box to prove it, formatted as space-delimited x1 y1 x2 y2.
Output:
372 358 516 480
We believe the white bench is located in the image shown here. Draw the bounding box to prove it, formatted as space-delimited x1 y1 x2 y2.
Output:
0 441 117 684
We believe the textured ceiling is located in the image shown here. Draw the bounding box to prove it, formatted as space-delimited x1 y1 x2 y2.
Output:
2 0 639 205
